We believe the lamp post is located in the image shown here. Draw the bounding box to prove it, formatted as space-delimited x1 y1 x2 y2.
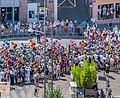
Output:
0 0 1 24
89 0 93 19
28 28 45 97
44 0 47 97
51 24 54 93
12 0 15 24
28 25 54 97
28 29 44 34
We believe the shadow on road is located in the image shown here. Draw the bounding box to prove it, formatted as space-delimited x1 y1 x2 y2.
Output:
108 75 115 80
98 76 106 81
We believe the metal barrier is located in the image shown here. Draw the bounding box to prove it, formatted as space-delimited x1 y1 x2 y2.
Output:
0 26 84 38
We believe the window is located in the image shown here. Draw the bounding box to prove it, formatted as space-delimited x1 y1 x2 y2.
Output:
98 4 114 20
1 7 19 21
7 7 12 12
40 2 44 7
49 0 53 3
29 11 35 18
14 7 19 21
28 0 37 3
39 14 44 20
115 3 120 18
28 0 43 3
7 14 12 20
1 8 6 12
1 8 6 17
7 7 12 20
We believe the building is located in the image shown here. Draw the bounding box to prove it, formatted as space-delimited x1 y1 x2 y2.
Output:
27 0 44 23
0 0 91 23
0 0 54 23
57 0 89 22
0 0 45 23
86 0 120 24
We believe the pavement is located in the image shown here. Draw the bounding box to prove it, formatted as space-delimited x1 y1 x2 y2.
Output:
97 22 120 30
10 70 120 98
10 75 70 98
98 70 120 97
0 35 84 41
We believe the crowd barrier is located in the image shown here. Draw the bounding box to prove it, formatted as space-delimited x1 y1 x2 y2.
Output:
0 26 84 38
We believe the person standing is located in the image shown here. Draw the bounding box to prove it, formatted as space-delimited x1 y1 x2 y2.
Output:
36 32 41 43
26 66 30 83
21 67 25 84
17 21 21 35
69 21 74 36
60 20 65 34
9 23 13 35
14 68 18 84
0 69 5 82
108 21 113 31
30 66 34 83
10 69 15 85
100 89 105 98
76 23 81 35
56 62 61 79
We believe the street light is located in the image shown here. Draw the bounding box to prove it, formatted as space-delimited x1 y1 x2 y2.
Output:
12 0 15 24
44 0 47 97
28 28 44 34
28 27 54 98
28 27 47 98
0 0 1 24
50 24 54 93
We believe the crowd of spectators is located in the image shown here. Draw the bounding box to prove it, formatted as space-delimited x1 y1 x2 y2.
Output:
0 19 119 97
0 20 89 37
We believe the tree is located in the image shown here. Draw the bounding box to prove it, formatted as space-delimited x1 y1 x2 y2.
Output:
71 60 97 88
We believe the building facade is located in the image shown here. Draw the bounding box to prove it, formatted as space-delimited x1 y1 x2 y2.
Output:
1 0 90 23
27 0 45 23
0 0 55 23
86 0 120 23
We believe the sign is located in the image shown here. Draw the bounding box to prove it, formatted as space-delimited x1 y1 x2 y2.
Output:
39 7 45 14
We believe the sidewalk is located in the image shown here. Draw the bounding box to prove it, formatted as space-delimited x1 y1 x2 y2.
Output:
98 70 120 97
0 35 84 41
37 75 71 98
97 22 120 30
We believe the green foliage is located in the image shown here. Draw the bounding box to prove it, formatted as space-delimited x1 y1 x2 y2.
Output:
44 86 63 98
71 60 96 88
